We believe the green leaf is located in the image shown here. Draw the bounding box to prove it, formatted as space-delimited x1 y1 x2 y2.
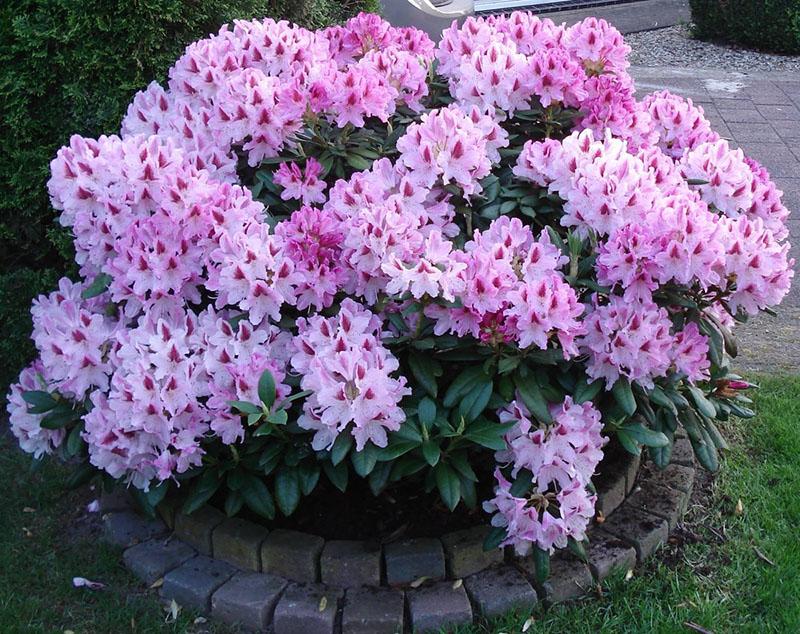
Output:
612 378 637 417
498 356 521 374
458 379 493 423
650 411 674 470
514 371 552 423
509 468 534 497
242 474 276 519
464 418 515 451
267 409 288 426
483 526 507 551
22 390 57 414
81 273 112 299
574 378 603 405
688 386 716 419
376 439 419 462
351 444 378 477
422 440 441 467
532 547 550 584
418 397 436 428
434 463 461 511
568 537 588 563
443 366 487 408
224 490 244 517
449 452 478 482
619 422 670 448
40 407 77 429
648 385 677 415
65 461 96 489
322 460 349 492
331 433 354 466
368 461 393 496
298 463 321 496
230 400 261 415
182 469 222 515
65 422 85 458
257 369 276 410
682 409 720 472
346 154 372 171
274 468 300 516
408 351 442 398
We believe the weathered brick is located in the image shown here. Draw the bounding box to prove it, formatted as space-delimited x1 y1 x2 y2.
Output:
383 538 445 586
212 518 268 571
670 436 695 467
586 531 636 581
517 555 592 604
599 502 669 561
594 468 627 519
624 453 641 494
655 463 695 497
626 480 686 530
161 555 236 613
261 529 325 583
320 540 382 587
103 510 167 547
211 571 287 631
463 565 537 618
174 506 226 556
441 526 503 579
342 587 405 634
407 581 473 633
123 538 195 585
273 583 343 634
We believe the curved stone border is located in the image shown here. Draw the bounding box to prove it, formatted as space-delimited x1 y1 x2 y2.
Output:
101 442 695 633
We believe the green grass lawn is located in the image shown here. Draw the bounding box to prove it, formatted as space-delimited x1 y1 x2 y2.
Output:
2 376 799 633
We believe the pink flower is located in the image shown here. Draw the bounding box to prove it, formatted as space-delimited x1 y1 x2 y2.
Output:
6 362 66 458
274 158 328 205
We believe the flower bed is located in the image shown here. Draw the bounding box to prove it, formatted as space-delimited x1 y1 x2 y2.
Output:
6 11 793 578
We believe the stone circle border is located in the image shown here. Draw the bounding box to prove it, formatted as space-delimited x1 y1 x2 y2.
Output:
101 437 696 633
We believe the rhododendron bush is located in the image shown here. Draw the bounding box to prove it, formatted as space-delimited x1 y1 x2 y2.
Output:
7 12 794 571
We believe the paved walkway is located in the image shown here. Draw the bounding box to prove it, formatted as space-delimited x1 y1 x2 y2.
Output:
631 67 800 374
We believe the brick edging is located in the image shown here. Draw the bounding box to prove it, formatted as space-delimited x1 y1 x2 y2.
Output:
102 448 695 633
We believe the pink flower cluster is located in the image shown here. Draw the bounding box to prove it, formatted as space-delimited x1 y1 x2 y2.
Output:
484 397 606 554
291 299 410 451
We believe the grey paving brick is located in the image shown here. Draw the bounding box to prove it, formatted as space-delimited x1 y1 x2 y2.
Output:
103 510 167 547
174 506 226 556
463 565 537 618
161 555 236 613
670 436 695 467
441 526 504 579
211 571 287 631
594 467 627 519
123 538 195 585
342 587 405 634
540 556 593 604
384 538 445 586
212 517 268 571
273 583 343 634
587 531 637 581
407 581 473 633
625 480 686 530
718 108 766 124
624 453 641 494
320 540 382 588
651 463 695 497
599 502 669 561
261 529 325 583
727 122 783 143
758 104 800 121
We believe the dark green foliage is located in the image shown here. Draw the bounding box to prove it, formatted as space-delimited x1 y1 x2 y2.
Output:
0 0 376 398
0 268 59 396
690 0 800 54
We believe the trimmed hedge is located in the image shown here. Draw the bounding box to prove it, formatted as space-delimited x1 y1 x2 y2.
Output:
690 0 800 54
0 0 377 397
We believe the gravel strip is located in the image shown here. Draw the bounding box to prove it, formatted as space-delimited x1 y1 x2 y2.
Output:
626 25 800 74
